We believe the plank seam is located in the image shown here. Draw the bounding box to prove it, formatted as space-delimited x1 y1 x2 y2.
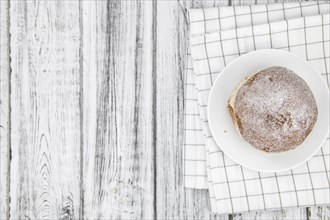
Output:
152 0 157 218
7 0 12 218
78 0 84 219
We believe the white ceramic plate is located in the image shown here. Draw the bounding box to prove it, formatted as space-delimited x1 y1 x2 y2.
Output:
208 49 329 173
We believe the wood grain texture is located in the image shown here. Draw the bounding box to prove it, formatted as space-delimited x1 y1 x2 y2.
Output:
81 1 155 219
155 0 229 219
233 208 307 220
0 0 328 219
155 0 205 218
0 0 10 219
309 207 330 220
9 1 81 219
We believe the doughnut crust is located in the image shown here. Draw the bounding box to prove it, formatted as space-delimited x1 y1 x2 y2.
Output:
228 66 318 152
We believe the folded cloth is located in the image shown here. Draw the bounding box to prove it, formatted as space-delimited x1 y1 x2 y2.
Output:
184 1 330 214
184 0 329 190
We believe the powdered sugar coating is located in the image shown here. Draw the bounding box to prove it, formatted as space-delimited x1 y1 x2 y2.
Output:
231 66 318 152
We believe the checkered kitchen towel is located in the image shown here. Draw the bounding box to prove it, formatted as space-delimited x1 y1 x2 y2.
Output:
184 1 330 214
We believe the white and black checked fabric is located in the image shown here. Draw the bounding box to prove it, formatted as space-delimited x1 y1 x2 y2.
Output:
184 1 330 214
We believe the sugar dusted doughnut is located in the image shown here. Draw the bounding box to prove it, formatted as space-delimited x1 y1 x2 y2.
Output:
227 66 318 152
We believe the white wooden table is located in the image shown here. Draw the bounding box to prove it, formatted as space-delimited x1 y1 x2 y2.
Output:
0 0 329 219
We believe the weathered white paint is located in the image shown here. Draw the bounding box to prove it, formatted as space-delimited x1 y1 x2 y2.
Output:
81 1 155 219
309 207 330 220
9 1 81 219
0 1 10 219
0 0 328 219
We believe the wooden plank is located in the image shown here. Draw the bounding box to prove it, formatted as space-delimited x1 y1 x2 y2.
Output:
155 0 229 219
0 0 10 219
308 207 330 220
9 1 81 218
232 207 330 220
233 208 307 219
81 1 155 219
155 0 210 219
190 0 230 8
